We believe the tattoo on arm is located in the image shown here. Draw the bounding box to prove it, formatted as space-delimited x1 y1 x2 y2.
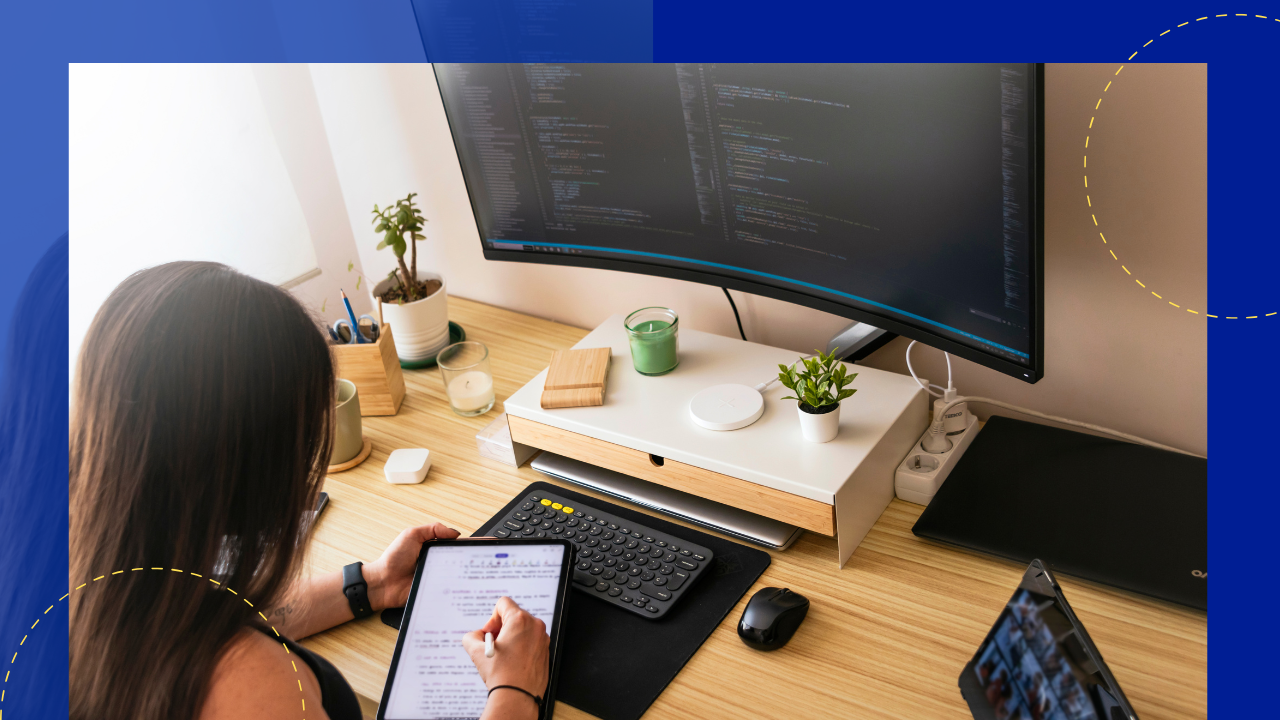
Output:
269 603 295 621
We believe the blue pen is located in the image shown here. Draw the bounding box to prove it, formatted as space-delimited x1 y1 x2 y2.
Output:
339 289 364 343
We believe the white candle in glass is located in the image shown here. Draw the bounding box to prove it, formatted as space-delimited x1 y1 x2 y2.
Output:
447 370 495 412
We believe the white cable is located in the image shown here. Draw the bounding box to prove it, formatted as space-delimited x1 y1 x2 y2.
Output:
925 396 1204 459
755 354 811 392
905 341 944 398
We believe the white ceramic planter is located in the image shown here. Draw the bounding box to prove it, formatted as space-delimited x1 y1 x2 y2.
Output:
373 271 450 362
797 402 841 443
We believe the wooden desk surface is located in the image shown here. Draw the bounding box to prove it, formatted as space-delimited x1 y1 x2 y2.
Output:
302 297 1207 720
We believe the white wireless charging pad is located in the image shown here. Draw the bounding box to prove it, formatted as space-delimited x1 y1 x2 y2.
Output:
689 383 765 431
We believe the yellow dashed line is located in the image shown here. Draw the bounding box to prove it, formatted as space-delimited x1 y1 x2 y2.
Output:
1083 155 1087 167
3 570 306 715
1089 15 1278 319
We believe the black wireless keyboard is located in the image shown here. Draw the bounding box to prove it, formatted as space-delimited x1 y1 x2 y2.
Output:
482 490 713 619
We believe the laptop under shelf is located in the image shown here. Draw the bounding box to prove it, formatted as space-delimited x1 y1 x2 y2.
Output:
530 451 804 550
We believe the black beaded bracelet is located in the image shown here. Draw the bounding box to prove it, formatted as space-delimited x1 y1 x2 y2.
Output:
487 684 543 708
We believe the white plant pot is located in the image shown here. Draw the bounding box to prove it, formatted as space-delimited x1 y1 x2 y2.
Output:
373 271 450 362
797 402 841 443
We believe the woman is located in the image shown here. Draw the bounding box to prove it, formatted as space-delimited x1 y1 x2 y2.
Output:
70 262 548 720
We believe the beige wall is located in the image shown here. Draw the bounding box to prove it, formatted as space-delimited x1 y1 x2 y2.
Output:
307 63 1206 455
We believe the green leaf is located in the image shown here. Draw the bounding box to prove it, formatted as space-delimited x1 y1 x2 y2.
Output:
376 239 388 250
347 260 354 272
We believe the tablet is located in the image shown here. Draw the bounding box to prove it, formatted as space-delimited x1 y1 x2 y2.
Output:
377 539 573 720
960 560 1138 720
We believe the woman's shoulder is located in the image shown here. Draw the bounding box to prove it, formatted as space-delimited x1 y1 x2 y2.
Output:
199 628 327 720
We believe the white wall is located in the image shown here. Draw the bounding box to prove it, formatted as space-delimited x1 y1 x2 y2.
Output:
304 64 1207 455
69 64 375 380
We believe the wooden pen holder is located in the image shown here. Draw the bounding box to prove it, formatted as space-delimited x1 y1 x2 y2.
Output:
332 322 406 416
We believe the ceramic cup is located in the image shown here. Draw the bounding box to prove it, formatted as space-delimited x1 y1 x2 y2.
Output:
331 379 364 465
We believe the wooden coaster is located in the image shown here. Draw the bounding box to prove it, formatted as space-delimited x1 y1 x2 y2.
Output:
541 347 611 409
328 437 372 473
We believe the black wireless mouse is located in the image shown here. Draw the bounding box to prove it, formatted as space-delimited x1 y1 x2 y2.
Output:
738 587 809 651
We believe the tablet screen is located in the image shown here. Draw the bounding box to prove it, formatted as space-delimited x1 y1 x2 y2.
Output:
383 543 567 720
961 562 1135 720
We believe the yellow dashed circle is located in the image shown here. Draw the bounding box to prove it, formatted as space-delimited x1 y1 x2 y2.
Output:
1090 13 1278 319
3 568 308 719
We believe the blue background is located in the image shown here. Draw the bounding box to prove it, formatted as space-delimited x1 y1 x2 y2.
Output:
1 0 1263 715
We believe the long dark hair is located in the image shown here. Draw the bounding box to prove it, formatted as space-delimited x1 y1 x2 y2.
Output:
70 262 335 719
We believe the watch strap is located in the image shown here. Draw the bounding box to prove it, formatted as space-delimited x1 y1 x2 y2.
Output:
342 561 374 619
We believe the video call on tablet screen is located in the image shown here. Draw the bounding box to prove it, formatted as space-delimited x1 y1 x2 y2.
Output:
967 586 1128 720
382 543 566 720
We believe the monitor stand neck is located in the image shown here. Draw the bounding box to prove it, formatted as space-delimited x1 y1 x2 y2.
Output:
826 321 895 362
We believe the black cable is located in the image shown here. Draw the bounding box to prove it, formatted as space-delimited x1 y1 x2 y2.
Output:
721 287 746 341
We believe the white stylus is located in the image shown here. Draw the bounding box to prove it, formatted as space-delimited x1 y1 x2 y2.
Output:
484 631 495 658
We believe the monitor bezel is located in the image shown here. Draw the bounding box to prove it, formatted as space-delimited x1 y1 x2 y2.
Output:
434 63 1046 383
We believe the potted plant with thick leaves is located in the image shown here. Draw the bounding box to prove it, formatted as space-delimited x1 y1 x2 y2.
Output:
777 349 857 443
370 193 449 362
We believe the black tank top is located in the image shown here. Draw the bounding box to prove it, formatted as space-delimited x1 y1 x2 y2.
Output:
257 626 363 720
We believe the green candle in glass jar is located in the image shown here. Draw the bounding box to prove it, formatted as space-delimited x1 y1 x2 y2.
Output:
625 307 679 376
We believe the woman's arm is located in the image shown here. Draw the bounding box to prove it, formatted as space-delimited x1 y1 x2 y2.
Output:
266 523 460 638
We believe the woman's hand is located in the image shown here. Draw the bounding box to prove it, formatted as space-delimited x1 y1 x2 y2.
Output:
362 523 460 611
461 597 550 702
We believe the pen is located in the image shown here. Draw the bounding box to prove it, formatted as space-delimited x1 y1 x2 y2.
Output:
485 631 495 658
339 289 364 343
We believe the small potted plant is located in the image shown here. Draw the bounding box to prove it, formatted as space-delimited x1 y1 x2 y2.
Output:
370 192 449 362
777 348 857 443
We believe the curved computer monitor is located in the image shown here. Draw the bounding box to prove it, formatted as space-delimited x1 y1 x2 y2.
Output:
433 64 1044 382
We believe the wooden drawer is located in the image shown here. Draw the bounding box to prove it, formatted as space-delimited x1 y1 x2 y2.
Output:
508 415 835 535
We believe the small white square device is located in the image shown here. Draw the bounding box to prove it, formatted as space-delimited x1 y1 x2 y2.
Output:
384 448 432 485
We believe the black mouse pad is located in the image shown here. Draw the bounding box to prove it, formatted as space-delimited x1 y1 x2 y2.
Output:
382 480 771 720
912 416 1207 610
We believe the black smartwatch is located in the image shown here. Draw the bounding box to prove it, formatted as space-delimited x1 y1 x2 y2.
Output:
342 562 374 619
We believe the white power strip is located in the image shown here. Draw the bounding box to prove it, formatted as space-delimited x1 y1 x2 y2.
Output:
895 416 981 505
